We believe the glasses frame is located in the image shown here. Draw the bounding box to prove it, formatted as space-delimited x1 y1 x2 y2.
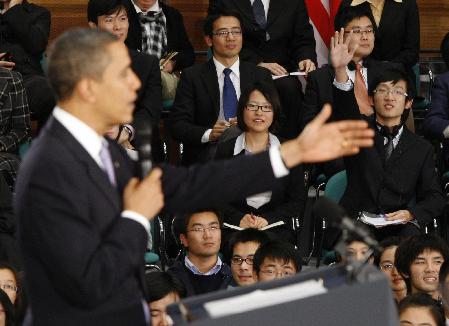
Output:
245 103 273 112
373 87 408 98
344 28 375 36
212 29 242 38
187 225 221 233
231 256 254 265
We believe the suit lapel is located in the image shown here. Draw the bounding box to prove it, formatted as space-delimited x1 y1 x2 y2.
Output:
49 118 121 211
377 0 396 32
385 128 414 167
201 60 220 116
266 0 285 28
239 62 254 95
231 0 256 25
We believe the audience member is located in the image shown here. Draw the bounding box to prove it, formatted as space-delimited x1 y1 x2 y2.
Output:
252 240 301 282
422 32 449 165
398 293 445 326
123 0 194 72
0 289 14 326
215 83 305 244
209 0 316 139
0 0 54 127
439 260 449 323
0 262 23 324
87 0 164 162
331 29 445 240
0 67 30 187
336 0 420 72
342 234 374 264
144 271 186 326
374 237 407 302
395 234 449 300
105 125 137 160
169 211 232 297
169 11 273 165
227 229 270 287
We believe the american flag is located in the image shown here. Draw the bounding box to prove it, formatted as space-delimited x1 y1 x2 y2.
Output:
305 0 342 67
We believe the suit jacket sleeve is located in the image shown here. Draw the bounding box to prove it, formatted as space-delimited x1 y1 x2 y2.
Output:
18 158 148 309
422 75 449 138
302 71 322 130
408 144 446 226
0 71 30 152
332 86 363 121
2 4 50 56
291 0 317 65
169 69 209 145
132 55 162 127
162 151 277 214
390 0 420 68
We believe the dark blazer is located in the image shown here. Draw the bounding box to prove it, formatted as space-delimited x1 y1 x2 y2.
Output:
336 0 419 70
333 86 445 227
15 116 281 325
0 0 50 76
423 72 449 138
168 59 273 165
124 0 195 71
209 0 316 71
214 136 305 228
302 59 396 129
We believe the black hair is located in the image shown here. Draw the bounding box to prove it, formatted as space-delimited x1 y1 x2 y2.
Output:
203 9 243 37
253 240 301 274
87 0 127 24
370 68 414 100
174 210 223 236
334 6 375 31
395 234 449 290
441 32 449 68
236 82 281 133
0 289 15 326
373 236 402 266
145 271 186 303
398 293 445 326
228 228 270 258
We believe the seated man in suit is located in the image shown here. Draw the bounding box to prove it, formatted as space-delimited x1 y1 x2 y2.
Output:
144 271 186 326
169 11 273 165
88 0 164 162
123 0 194 73
395 234 449 300
330 29 445 241
209 0 317 139
0 0 54 128
252 240 301 282
169 211 232 297
303 6 394 178
228 228 270 287
422 32 449 165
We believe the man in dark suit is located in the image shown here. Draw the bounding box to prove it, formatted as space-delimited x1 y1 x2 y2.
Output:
14 28 374 325
0 0 55 127
336 0 420 72
209 0 317 139
87 0 164 161
330 29 445 241
123 0 194 73
169 11 273 165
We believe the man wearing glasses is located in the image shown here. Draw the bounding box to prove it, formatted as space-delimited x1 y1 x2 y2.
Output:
169 211 232 297
329 26 445 241
169 11 273 165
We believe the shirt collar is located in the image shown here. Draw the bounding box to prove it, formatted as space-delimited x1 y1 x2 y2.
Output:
234 133 280 155
53 106 105 167
213 57 240 80
131 0 160 14
184 256 223 276
351 0 402 5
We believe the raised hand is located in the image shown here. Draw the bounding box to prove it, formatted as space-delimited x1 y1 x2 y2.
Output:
330 28 358 71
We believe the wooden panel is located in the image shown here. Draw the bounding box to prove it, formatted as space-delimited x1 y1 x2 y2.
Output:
417 0 449 51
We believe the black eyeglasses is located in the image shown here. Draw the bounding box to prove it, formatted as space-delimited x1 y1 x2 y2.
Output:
245 103 273 112
344 28 374 36
231 256 254 265
212 29 242 38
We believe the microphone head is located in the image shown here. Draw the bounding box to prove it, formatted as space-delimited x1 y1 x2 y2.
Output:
313 197 347 227
134 120 153 179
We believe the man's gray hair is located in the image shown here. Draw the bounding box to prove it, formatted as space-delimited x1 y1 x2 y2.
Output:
47 28 117 101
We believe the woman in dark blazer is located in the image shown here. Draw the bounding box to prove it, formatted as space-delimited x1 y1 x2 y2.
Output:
215 82 306 245
336 0 420 71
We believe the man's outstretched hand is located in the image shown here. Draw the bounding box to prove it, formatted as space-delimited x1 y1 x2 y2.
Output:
280 104 374 167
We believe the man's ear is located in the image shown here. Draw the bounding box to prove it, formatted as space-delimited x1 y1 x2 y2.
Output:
88 22 98 30
252 270 258 282
405 98 413 110
204 35 213 49
75 78 97 103
179 233 188 248
369 95 374 107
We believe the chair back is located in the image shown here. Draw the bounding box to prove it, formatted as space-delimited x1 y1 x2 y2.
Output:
324 170 347 203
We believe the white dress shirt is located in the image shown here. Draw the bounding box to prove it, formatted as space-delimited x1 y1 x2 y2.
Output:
333 62 368 91
52 107 150 233
201 57 241 143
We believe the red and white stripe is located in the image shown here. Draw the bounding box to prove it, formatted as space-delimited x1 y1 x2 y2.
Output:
305 0 342 67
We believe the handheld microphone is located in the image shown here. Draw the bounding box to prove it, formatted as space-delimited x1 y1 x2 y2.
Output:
135 120 153 179
313 197 381 252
